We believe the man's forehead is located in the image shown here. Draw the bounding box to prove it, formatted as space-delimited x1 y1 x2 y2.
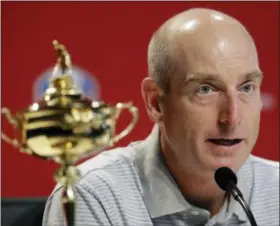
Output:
167 12 258 65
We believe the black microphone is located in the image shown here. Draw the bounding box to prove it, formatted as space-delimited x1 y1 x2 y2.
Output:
214 167 258 226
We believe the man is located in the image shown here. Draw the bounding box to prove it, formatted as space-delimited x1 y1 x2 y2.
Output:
43 8 279 226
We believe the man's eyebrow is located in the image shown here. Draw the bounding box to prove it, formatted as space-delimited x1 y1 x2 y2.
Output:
184 73 220 84
184 70 263 84
244 70 263 82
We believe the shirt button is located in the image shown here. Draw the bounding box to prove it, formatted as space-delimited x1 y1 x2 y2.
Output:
191 210 199 215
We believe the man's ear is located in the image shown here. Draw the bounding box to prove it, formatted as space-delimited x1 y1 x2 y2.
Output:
141 77 163 123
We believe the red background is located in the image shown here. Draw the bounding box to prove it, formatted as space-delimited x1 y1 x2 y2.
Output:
1 2 279 197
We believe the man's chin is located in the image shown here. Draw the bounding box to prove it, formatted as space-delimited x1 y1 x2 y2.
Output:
204 155 243 173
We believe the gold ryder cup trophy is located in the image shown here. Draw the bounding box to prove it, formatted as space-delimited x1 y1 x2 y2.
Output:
1 41 139 226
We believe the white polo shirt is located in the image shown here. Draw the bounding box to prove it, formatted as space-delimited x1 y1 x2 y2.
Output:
43 125 279 226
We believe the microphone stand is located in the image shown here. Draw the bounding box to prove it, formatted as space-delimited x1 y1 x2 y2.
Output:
227 180 258 226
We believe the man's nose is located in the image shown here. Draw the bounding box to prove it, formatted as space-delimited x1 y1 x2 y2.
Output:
218 94 240 127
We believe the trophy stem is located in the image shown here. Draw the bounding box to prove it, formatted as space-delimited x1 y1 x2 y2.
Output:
62 184 75 226
54 163 80 226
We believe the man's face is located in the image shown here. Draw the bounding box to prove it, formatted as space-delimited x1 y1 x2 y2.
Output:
159 33 263 173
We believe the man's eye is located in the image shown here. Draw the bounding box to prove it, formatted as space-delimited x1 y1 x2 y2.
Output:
240 83 255 92
197 85 215 94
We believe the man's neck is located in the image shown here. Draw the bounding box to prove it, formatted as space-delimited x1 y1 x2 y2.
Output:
160 145 227 216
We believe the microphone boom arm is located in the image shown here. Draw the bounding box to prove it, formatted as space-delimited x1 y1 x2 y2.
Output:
227 180 258 226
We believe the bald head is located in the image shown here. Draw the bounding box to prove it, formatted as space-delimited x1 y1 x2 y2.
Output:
148 8 259 93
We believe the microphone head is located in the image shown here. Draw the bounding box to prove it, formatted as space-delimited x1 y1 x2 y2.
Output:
214 167 237 191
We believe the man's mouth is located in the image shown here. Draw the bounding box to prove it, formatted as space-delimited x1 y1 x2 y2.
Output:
207 139 243 146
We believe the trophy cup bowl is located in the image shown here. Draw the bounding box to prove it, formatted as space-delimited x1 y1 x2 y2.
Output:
1 40 139 226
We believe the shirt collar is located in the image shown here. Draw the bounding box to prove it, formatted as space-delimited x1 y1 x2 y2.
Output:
134 124 251 222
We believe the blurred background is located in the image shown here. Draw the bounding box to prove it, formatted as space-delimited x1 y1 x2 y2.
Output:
1 2 279 199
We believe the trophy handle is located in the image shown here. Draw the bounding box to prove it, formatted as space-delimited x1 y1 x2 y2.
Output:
1 107 23 149
112 102 138 143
